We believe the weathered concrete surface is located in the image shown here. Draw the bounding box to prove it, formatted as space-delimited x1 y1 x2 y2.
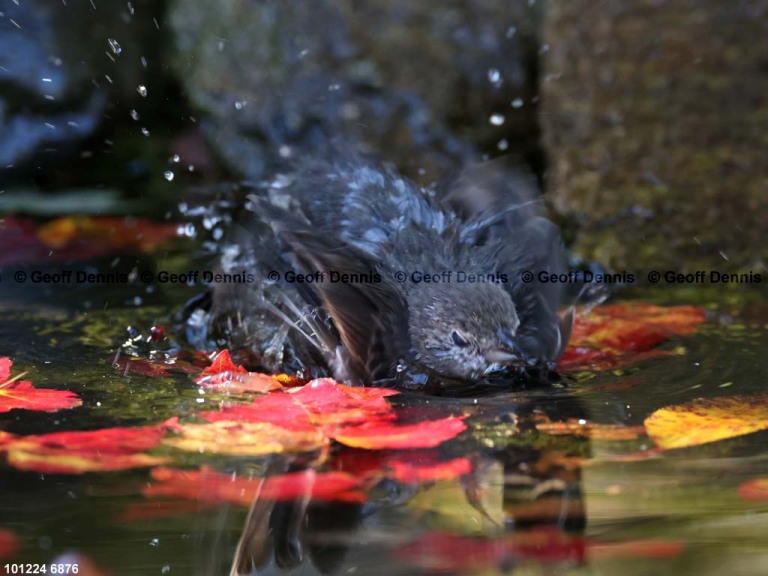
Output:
541 0 768 273
169 0 542 182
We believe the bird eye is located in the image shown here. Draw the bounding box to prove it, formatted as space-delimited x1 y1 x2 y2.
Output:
451 330 469 347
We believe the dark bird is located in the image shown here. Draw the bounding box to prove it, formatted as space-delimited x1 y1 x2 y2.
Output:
207 157 573 388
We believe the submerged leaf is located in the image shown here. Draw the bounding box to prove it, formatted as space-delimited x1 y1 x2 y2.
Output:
644 394 768 449
0 528 19 560
738 478 768 502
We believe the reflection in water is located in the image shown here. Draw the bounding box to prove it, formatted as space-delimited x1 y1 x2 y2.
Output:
224 391 589 575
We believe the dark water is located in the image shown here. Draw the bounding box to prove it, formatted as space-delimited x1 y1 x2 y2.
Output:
1 256 767 576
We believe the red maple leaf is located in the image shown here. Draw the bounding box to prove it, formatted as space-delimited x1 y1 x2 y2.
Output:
0 357 82 413
0 422 172 474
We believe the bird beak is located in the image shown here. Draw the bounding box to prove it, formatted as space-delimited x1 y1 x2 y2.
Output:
486 328 527 365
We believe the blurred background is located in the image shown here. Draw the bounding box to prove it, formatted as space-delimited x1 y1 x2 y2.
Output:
3 0 765 274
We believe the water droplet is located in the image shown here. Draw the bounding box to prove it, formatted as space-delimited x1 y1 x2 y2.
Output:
511 98 524 108
234 100 245 110
171 154 180 163
538 43 550 55
149 538 160 547
506 26 517 39
489 114 505 126
187 164 195 172
137 84 147 97
164 171 174 181
213 228 223 240
141 127 150 136
328 83 340 91
161 565 170 574
107 38 122 54
487 68 502 86
396 362 405 373
127 1 134 15
140 56 148 68
129 109 139 121
497 138 509 151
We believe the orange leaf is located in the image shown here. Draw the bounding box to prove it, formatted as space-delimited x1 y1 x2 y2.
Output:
0 357 82 413
388 455 473 483
332 416 467 449
0 424 170 474
644 394 768 449
199 349 248 377
200 392 315 431
738 478 768 502
289 378 398 426
559 304 706 372
37 216 178 252
144 466 365 505
162 420 329 456
196 350 285 392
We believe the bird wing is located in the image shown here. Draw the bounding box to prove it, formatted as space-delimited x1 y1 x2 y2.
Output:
250 195 410 385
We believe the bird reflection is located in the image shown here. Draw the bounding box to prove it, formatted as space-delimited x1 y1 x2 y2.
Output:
228 393 588 575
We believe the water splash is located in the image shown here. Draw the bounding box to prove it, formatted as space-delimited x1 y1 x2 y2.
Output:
489 114 505 126
107 38 122 55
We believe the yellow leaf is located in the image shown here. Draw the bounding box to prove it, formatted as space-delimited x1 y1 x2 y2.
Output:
644 394 768 449
162 420 329 455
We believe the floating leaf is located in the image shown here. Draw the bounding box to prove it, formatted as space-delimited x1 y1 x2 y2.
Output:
0 357 82 413
333 416 467 450
560 304 706 372
144 466 365 505
289 378 398 427
195 351 294 392
644 394 768 449
0 528 18 560
1 424 170 474
200 392 315 431
738 478 768 502
162 420 329 456
199 349 247 377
